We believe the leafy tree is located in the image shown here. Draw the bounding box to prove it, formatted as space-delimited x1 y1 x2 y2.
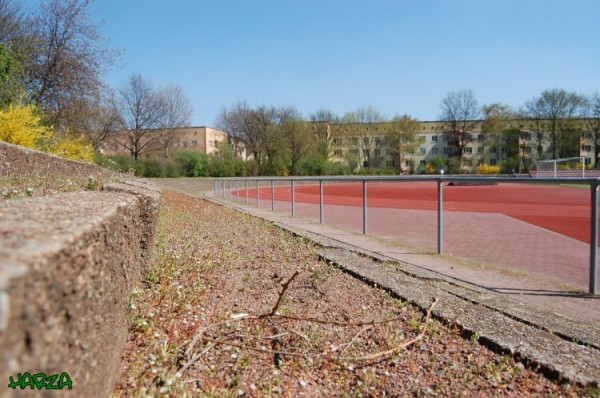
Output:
439 90 481 170
481 103 515 165
582 93 600 168
386 114 419 174
342 106 385 169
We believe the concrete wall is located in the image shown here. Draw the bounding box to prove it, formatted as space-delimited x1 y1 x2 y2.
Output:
0 142 161 397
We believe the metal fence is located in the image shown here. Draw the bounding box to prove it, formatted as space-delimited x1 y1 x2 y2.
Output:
213 175 600 295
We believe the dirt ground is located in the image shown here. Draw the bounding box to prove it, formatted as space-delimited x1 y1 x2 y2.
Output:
112 190 597 397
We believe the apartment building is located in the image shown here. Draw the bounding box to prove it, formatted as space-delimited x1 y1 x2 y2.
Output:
319 120 596 173
100 126 228 158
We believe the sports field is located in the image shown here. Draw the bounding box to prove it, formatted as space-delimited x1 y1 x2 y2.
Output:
232 181 598 291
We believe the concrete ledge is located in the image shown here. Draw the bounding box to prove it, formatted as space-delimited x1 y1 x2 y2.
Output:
0 143 161 397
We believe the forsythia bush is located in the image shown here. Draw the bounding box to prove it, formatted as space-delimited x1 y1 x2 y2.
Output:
0 103 50 148
0 104 94 161
50 136 94 162
426 163 437 174
477 163 501 174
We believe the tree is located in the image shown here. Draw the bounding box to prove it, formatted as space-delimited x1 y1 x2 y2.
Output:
309 108 338 158
523 89 584 160
386 114 419 174
281 111 316 175
481 103 515 165
157 84 193 157
113 73 166 159
62 90 120 151
582 93 600 168
343 106 385 169
25 0 116 127
0 0 29 106
439 90 481 170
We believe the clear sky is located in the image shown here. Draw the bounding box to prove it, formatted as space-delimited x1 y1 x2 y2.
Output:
66 1 600 125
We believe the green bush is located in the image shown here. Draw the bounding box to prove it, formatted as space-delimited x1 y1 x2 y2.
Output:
174 150 208 177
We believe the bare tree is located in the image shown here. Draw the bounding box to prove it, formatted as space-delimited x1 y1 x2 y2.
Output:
157 84 193 157
64 90 120 150
386 114 419 174
523 89 584 159
113 73 166 159
217 102 277 169
582 93 600 168
26 0 116 127
439 90 481 170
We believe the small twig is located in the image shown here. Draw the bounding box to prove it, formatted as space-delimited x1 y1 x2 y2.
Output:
337 297 439 362
177 343 215 377
338 325 374 356
262 271 299 318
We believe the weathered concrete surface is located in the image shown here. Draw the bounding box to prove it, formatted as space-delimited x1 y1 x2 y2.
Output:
0 141 114 180
0 144 161 397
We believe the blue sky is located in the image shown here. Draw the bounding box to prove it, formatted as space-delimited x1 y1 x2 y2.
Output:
68 1 600 125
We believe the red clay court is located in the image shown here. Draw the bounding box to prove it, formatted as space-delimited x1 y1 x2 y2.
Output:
242 182 593 244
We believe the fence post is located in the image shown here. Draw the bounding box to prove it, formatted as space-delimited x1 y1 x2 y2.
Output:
245 180 248 205
590 182 598 295
257 180 260 208
319 179 324 224
438 178 444 254
291 180 295 217
271 180 275 211
228 179 231 201
363 180 368 234
236 180 239 203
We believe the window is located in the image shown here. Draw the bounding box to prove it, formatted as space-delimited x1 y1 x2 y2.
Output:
432 148 438 155
582 144 592 152
333 138 342 145
490 159 497 166
208 140 213 148
465 147 473 154
363 137 369 145
419 136 426 143
420 147 426 154
408 149 414 154
374 149 381 156
375 137 381 145
443 135 448 142
478 134 484 141
192 140 198 148
183 141 189 148
443 147 450 155
334 149 343 156
491 146 497 153
386 160 396 167
431 135 438 142
478 146 483 153
419 160 426 165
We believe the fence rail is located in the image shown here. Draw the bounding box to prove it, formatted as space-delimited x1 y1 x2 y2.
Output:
213 175 600 295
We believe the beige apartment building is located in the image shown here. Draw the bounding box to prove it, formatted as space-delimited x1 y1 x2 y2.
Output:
313 120 596 173
100 126 228 158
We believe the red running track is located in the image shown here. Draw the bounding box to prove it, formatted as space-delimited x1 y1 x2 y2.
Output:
241 182 595 244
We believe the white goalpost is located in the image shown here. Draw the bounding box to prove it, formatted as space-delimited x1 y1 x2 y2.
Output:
534 157 587 178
